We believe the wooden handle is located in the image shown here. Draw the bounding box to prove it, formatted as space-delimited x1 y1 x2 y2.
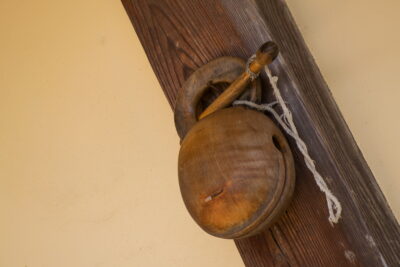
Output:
174 57 261 140
199 42 278 119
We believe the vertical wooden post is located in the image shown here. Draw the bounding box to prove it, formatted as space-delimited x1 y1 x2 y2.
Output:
121 0 400 265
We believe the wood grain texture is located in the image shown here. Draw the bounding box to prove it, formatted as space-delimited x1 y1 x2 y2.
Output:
178 106 295 239
121 0 400 266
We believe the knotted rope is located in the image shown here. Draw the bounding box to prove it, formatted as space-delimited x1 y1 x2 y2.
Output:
235 57 342 224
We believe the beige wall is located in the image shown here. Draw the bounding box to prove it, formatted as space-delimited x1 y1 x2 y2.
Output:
0 0 398 267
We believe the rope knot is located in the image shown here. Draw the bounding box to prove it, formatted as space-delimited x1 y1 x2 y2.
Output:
245 54 259 81
234 66 342 225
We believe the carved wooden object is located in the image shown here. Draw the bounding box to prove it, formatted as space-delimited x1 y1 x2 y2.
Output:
174 56 261 140
179 106 295 239
176 43 295 239
199 42 277 119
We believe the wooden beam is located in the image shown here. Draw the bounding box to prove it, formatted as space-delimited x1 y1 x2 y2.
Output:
121 0 400 266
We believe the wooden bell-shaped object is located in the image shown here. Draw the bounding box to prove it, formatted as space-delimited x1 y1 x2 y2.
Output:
175 42 295 239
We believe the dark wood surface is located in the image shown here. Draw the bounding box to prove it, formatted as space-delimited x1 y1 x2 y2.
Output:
121 0 400 266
